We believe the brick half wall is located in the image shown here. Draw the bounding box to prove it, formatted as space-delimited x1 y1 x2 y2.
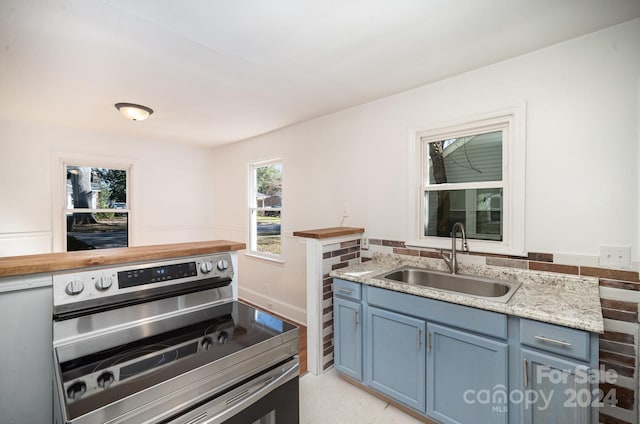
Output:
321 238 361 371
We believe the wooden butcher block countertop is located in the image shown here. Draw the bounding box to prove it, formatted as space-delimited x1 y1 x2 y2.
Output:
0 240 246 277
293 226 364 239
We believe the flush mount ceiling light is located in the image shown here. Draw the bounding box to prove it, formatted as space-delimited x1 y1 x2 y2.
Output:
115 103 154 121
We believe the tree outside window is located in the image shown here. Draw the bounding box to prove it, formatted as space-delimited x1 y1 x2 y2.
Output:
424 131 504 241
249 161 282 258
65 165 130 251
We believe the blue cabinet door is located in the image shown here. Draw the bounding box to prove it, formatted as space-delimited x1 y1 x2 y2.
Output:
333 297 363 381
521 349 591 424
427 323 508 424
366 306 426 413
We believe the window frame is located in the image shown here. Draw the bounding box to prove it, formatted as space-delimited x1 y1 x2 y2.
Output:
54 155 133 252
407 105 526 255
247 158 284 262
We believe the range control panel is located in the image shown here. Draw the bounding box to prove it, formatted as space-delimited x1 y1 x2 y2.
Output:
53 253 234 309
118 262 198 289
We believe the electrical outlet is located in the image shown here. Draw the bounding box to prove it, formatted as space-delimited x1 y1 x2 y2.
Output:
362 237 369 249
599 246 631 269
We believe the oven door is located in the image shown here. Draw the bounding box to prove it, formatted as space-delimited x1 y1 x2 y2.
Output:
167 357 299 424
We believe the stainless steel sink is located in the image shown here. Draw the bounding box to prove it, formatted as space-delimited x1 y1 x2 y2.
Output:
375 266 521 303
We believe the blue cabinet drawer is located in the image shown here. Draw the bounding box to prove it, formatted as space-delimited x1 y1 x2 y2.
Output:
334 278 362 301
520 318 590 361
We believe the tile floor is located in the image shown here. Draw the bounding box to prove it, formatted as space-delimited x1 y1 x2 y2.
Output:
299 369 425 423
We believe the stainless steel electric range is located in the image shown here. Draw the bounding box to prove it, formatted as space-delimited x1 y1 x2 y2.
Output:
52 252 299 424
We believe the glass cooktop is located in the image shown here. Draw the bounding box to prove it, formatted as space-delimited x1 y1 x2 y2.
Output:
56 301 297 420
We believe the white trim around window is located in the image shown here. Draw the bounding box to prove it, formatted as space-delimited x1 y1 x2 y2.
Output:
53 153 135 252
407 104 526 255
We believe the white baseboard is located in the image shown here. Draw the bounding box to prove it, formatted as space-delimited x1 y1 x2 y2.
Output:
238 286 306 326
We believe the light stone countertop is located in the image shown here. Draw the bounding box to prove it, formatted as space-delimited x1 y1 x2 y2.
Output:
330 253 604 334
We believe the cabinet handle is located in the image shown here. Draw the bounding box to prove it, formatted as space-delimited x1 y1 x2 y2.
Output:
523 358 528 387
534 335 572 348
337 288 353 294
427 331 431 353
418 329 422 350
355 310 359 327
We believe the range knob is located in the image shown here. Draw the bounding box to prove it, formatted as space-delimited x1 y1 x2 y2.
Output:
200 261 214 274
217 331 229 344
65 280 85 296
201 336 213 351
216 259 229 271
97 371 115 389
95 276 113 291
66 381 87 401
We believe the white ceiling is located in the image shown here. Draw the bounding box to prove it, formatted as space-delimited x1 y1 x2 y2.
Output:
1 1 639 147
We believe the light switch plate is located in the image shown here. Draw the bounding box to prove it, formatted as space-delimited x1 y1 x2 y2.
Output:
599 246 631 269
342 203 350 218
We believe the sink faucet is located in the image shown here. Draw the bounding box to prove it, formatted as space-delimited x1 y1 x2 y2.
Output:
442 222 469 274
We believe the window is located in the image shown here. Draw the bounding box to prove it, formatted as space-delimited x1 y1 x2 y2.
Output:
249 159 283 259
63 164 130 251
409 106 525 255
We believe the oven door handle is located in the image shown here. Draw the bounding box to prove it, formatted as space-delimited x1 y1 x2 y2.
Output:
180 359 299 424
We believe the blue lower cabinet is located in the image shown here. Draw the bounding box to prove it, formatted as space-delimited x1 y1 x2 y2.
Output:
332 280 599 424
366 306 426 413
427 323 509 424
521 349 591 424
333 297 363 381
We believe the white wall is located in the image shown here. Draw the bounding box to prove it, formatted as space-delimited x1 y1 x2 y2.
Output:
1 20 636 321
0 120 217 256
211 19 640 318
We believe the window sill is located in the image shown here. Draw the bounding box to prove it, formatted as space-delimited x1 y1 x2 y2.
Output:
245 252 286 265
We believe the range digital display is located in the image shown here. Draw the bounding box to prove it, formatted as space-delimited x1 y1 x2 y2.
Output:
118 262 197 289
